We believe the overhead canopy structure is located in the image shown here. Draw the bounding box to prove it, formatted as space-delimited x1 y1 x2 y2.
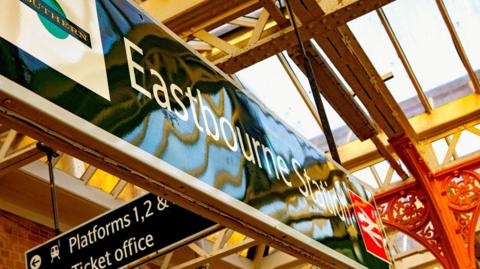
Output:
0 0 480 268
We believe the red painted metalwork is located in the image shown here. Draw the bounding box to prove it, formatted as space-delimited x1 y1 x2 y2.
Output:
437 167 480 267
375 135 480 269
376 181 450 266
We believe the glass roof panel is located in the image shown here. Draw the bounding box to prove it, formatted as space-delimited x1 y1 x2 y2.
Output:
118 183 146 201
442 0 480 72
352 167 378 189
55 155 89 179
432 138 451 165
88 169 120 194
390 169 402 185
455 131 480 157
12 135 36 152
235 56 322 140
281 53 358 147
348 12 421 114
310 41 353 93
373 160 389 184
383 0 469 106
392 231 422 253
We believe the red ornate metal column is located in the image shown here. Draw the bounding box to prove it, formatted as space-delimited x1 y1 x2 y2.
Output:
436 156 480 267
375 135 479 269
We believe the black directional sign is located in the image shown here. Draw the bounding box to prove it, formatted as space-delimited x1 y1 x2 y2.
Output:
25 194 217 269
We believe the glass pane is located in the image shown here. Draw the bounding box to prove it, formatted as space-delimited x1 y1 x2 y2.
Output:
443 0 480 73
118 183 146 201
392 160 409 184
373 160 389 184
390 169 402 185
383 0 469 107
432 138 450 164
55 154 89 179
284 52 312 95
88 169 120 194
282 53 358 147
455 131 480 157
352 167 378 189
348 11 422 116
11 135 36 152
393 232 422 253
235 56 322 140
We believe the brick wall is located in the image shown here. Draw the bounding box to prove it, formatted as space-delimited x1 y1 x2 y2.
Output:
0 210 55 269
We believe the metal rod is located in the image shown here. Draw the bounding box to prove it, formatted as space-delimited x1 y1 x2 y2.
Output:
37 143 61 235
277 53 323 129
376 8 433 114
284 0 341 164
435 0 480 94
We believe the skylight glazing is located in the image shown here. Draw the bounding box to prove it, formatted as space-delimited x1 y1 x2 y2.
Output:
442 0 480 73
348 11 422 116
383 0 469 99
281 52 357 147
235 56 322 140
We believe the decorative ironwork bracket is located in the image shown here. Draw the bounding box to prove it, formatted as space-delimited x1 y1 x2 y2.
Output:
376 135 480 269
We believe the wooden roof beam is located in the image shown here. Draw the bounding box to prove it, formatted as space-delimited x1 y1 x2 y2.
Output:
338 93 480 171
230 16 259 28
313 29 404 138
279 0 410 140
287 0 322 21
163 0 262 39
259 0 290 28
247 9 271 46
193 30 238 54
214 0 395 73
287 43 377 141
335 26 416 140
286 35 408 178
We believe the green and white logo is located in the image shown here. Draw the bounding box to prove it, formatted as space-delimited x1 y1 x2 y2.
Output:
38 0 68 39
20 0 92 47
0 0 110 100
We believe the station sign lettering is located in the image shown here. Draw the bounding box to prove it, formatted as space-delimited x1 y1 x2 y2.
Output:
25 193 217 269
0 0 392 268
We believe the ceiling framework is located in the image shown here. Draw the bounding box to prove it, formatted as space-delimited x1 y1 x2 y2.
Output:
163 0 262 39
213 0 396 73
0 129 44 176
287 43 376 141
148 0 415 160
137 0 480 169
141 0 396 74
320 26 415 139
138 0 480 268
284 1 411 178
0 125 467 268
375 8 433 114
